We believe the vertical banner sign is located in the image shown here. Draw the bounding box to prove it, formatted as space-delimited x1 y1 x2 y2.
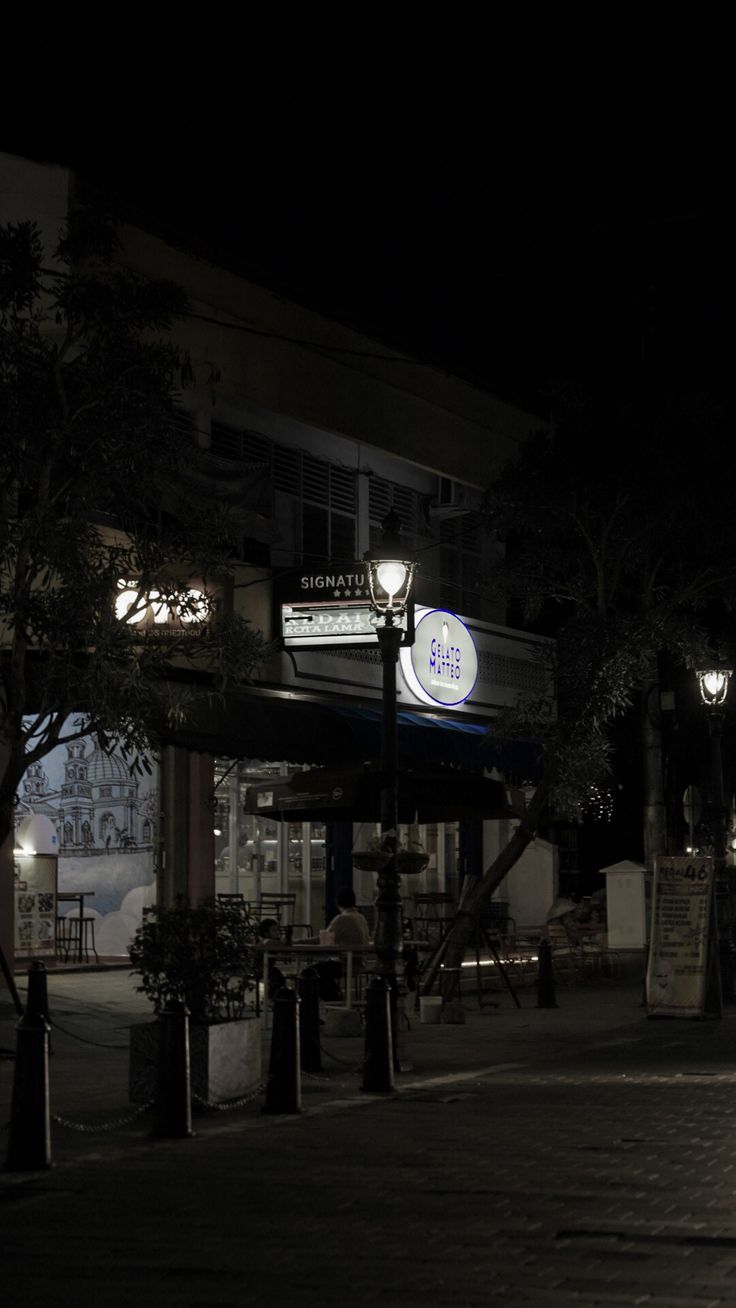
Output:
646 855 721 1018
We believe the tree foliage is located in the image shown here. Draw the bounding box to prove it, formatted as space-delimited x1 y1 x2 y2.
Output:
0 203 268 839
483 381 734 631
491 381 734 833
422 380 735 993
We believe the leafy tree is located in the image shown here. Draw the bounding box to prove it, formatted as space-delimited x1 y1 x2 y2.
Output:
422 381 734 995
0 205 267 890
421 611 655 994
483 381 734 865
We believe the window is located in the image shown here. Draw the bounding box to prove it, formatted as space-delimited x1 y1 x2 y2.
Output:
368 476 423 540
207 422 275 564
438 511 484 616
274 447 357 567
368 473 502 622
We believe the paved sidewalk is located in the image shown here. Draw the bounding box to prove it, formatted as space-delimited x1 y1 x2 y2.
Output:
1 966 652 1152
4 965 736 1154
5 969 736 1306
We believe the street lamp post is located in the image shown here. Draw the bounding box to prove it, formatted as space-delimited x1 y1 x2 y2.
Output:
696 666 733 1000
363 511 417 1084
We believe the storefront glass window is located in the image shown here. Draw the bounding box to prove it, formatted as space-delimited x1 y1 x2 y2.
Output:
213 758 455 930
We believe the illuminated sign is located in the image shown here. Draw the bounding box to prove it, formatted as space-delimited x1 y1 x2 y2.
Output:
400 608 478 707
279 565 413 649
115 581 210 633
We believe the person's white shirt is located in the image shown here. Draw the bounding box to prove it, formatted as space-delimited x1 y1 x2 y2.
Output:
325 906 370 949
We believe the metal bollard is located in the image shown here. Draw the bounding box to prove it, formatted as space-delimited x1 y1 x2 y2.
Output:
298 968 321 1073
264 987 301 1114
5 1011 52 1171
26 960 50 1023
152 1003 193 1138
536 938 558 1009
362 976 394 1093
26 960 52 1054
439 966 465 1025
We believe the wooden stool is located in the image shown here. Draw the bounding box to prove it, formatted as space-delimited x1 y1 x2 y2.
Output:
59 913 99 963
55 914 72 961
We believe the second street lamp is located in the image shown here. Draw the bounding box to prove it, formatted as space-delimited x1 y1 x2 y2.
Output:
362 511 417 1086
696 665 733 1000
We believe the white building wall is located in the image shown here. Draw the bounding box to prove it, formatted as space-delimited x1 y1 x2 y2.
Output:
484 819 558 931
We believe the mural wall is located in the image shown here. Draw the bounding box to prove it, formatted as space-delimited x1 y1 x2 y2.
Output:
15 723 158 957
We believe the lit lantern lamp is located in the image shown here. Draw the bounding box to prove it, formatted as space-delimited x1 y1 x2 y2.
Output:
696 667 732 709
364 514 417 622
362 510 417 1087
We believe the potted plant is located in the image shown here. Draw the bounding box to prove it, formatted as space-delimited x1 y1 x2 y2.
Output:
128 897 262 1105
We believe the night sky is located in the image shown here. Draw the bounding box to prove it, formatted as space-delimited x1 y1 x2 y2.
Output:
3 13 731 414
3 15 733 872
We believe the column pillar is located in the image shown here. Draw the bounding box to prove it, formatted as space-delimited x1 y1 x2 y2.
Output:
159 748 215 906
159 746 189 906
188 752 215 906
0 831 15 990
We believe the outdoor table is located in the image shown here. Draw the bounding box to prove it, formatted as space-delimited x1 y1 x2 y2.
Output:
290 942 376 1010
57 891 96 964
258 941 373 1009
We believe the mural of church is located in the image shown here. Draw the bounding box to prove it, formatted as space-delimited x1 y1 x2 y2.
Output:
58 742 153 854
15 724 158 956
17 741 154 857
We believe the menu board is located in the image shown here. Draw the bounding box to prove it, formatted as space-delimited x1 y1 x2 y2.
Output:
646 855 720 1018
14 853 58 959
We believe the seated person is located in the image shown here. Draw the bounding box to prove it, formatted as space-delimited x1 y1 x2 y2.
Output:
313 888 371 1001
326 887 371 949
256 917 287 999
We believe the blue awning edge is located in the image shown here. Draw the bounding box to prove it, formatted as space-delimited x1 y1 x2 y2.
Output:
163 690 538 777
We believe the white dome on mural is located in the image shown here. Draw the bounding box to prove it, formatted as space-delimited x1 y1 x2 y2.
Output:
85 747 131 784
17 813 58 854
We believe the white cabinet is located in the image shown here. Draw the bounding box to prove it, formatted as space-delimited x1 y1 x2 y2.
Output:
602 860 648 949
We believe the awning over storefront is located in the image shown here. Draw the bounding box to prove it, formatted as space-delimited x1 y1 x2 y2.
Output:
243 762 512 823
162 687 537 776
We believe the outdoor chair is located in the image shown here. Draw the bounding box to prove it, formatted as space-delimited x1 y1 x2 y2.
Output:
289 922 313 942
259 893 296 930
546 920 603 982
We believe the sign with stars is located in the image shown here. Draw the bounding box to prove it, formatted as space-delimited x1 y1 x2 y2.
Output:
278 564 414 649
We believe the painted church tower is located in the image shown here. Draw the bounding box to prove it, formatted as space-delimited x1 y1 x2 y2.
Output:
58 742 93 849
21 760 51 803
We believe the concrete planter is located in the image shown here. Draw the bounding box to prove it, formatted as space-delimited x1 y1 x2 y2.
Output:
129 1015 262 1105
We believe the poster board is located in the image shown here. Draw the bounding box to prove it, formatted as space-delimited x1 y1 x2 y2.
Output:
646 855 721 1018
14 853 58 959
